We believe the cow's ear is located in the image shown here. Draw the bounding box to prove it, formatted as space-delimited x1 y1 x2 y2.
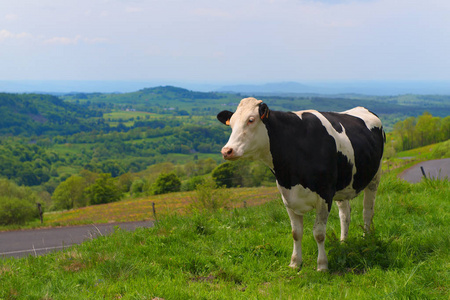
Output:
217 110 234 126
259 103 270 122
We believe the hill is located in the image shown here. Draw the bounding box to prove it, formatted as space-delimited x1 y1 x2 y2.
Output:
62 86 238 115
63 85 450 121
0 93 102 136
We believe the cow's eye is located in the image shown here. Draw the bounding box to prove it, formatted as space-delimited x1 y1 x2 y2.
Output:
248 117 255 124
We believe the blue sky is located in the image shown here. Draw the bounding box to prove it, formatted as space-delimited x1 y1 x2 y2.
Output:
1 0 450 84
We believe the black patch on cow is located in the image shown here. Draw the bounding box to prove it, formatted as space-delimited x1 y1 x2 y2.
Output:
336 151 353 191
351 126 385 192
262 111 339 210
315 112 385 193
321 112 343 133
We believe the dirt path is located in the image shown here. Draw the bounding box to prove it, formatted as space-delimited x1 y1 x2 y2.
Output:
0 221 153 259
399 158 450 183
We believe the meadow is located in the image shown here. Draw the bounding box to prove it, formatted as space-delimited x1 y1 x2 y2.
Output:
1 172 448 299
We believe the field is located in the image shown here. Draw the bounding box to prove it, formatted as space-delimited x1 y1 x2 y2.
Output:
1 173 449 299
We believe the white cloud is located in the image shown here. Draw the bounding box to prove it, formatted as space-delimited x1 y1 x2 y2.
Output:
44 35 81 45
5 13 18 21
43 35 108 45
0 29 31 42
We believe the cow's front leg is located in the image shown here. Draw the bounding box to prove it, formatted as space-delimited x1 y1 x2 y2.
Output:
314 198 330 271
286 207 303 269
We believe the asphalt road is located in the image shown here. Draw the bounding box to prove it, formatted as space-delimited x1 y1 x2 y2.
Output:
399 158 450 183
0 221 154 259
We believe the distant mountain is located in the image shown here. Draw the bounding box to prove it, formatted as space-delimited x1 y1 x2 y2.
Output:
138 86 222 100
217 82 322 94
217 81 450 96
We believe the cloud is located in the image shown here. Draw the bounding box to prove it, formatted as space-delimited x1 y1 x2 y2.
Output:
0 29 31 42
43 35 108 45
5 13 18 21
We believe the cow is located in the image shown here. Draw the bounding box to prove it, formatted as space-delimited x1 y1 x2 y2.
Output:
217 97 385 271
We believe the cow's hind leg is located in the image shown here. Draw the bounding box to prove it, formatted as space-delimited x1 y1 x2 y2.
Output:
363 168 381 233
336 200 351 241
314 198 330 271
286 207 303 269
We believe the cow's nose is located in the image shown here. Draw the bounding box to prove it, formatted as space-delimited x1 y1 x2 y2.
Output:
221 147 234 159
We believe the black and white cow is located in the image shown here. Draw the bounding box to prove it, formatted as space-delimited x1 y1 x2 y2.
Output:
217 97 385 271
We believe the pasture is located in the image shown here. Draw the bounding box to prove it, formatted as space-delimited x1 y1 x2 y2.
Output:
1 174 448 299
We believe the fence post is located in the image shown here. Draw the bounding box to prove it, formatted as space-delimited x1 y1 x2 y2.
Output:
420 166 427 179
152 202 157 221
37 203 43 224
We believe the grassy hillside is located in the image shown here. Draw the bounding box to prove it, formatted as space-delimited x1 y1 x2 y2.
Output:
1 174 448 299
0 93 102 136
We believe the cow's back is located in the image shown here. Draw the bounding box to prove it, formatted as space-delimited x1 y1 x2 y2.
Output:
319 107 385 194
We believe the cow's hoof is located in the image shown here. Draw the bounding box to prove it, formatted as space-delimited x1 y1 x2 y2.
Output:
289 262 302 270
317 267 329 272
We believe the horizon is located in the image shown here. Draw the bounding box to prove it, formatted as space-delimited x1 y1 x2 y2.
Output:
1 79 450 96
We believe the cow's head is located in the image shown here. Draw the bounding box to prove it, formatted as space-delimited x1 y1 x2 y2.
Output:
217 97 272 165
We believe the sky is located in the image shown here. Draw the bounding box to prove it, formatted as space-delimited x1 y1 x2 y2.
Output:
1 0 450 85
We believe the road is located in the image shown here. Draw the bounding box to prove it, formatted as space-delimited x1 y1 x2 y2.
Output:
399 158 450 183
0 221 154 259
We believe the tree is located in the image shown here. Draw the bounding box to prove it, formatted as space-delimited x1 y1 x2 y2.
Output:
85 173 122 205
52 176 88 210
152 172 181 195
212 162 237 188
416 112 440 146
0 179 40 225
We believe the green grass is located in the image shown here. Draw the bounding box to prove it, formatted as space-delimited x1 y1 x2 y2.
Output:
1 175 449 299
0 187 279 231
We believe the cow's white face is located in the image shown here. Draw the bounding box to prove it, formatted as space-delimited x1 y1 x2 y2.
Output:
217 97 273 167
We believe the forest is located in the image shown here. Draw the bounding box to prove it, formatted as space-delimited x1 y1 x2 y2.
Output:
0 86 449 224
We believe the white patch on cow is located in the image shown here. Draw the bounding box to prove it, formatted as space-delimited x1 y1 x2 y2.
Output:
223 97 273 168
278 183 321 215
342 106 382 130
333 187 358 201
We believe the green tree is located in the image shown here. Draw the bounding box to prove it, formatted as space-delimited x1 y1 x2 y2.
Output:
52 176 88 210
212 162 237 188
0 179 40 225
152 172 181 195
85 173 122 205
416 112 440 146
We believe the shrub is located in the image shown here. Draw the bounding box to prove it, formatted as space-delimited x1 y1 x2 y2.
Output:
52 176 88 210
181 176 205 192
190 177 230 212
0 197 38 225
212 162 236 188
152 172 181 195
130 179 146 196
85 173 122 205
0 179 40 225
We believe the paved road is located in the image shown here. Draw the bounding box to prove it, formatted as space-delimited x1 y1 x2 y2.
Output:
399 158 450 183
0 221 154 259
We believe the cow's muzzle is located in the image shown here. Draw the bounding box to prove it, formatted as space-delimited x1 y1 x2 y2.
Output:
221 147 235 160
